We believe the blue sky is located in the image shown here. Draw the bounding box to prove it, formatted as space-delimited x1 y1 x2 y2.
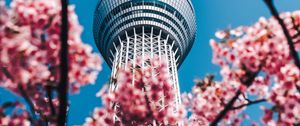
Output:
2 0 300 125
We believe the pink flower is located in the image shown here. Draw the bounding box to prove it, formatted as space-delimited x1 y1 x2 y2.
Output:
261 107 273 124
0 0 102 124
85 57 185 125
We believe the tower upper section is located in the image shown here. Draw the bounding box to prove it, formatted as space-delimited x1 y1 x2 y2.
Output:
93 0 196 68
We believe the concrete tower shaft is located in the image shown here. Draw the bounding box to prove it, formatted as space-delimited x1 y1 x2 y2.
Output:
93 0 196 68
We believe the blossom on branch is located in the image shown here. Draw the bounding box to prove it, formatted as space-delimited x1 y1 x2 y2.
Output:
183 10 300 126
0 0 102 124
0 102 30 126
85 56 186 126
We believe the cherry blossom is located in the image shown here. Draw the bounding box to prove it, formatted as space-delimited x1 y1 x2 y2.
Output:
184 10 300 125
182 76 248 126
0 0 102 124
0 102 30 126
85 57 186 126
85 9 300 126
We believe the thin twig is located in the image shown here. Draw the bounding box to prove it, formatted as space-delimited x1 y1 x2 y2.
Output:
210 67 261 126
1 102 18 109
292 33 300 39
264 0 300 70
0 67 38 125
241 93 251 103
1 67 14 80
18 85 37 120
291 17 300 39
231 99 267 110
57 0 69 125
0 102 18 116
210 90 242 126
46 85 56 116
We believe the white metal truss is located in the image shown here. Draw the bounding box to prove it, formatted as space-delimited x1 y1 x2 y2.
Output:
109 26 182 125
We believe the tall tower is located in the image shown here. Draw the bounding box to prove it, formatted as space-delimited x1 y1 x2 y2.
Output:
93 0 196 124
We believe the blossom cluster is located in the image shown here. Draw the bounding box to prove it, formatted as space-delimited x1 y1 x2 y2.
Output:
84 56 186 126
0 113 30 126
182 76 248 126
0 0 101 124
0 102 30 126
182 11 300 125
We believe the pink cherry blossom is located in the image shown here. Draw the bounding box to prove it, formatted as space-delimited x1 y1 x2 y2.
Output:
85 57 185 126
194 10 300 125
0 0 102 124
0 102 30 126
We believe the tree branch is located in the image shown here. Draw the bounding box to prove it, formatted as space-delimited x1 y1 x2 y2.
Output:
1 101 18 109
292 33 300 39
0 102 18 117
231 99 267 110
210 90 242 126
1 67 14 80
57 0 69 125
18 85 37 120
1 67 38 125
264 0 300 70
210 68 261 126
291 17 300 39
46 85 56 116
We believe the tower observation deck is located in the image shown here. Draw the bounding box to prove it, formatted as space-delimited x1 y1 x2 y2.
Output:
93 0 196 125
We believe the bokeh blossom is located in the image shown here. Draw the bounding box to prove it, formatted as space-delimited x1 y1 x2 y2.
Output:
84 57 186 126
0 0 102 124
182 11 300 125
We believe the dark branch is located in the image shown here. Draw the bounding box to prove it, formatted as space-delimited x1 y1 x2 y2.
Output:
210 1 300 125
1 67 14 81
0 102 17 117
1 102 18 109
231 99 267 110
291 17 300 39
264 0 300 70
18 85 37 120
292 33 300 39
46 85 56 116
210 90 242 126
210 68 261 126
241 93 250 102
57 0 69 125
1 67 39 125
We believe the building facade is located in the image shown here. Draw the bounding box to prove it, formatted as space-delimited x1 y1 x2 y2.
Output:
93 0 196 125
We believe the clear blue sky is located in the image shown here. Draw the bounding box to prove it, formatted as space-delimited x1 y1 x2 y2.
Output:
1 0 300 125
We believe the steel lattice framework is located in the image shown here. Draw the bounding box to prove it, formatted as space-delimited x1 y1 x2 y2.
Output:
110 27 181 125
109 26 181 106
93 0 196 125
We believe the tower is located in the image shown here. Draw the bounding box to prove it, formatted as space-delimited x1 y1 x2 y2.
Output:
93 0 196 124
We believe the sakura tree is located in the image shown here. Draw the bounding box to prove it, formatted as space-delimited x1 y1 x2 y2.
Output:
183 0 300 125
84 57 186 126
0 0 102 125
